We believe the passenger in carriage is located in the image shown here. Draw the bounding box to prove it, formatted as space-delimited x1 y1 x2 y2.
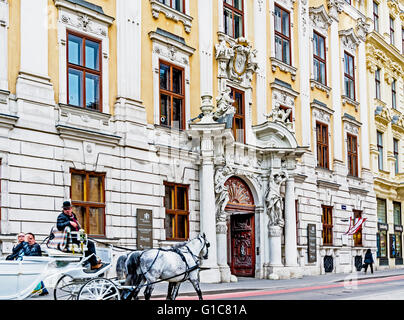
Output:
57 201 103 270
5 232 25 260
12 232 49 296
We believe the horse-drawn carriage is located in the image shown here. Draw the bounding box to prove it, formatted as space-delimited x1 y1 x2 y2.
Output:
0 227 210 300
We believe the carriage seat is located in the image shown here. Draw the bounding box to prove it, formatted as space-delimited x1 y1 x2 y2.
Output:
46 226 88 254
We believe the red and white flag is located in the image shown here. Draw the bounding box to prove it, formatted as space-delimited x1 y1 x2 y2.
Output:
344 217 367 235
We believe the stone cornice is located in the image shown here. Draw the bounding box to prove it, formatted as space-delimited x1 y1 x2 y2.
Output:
149 0 193 33
55 124 121 146
148 30 195 56
54 0 114 26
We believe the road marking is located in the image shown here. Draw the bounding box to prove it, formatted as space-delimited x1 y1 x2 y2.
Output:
175 275 404 300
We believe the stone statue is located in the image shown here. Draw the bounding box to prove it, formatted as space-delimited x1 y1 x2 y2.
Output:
265 103 292 124
214 87 235 121
265 170 288 227
214 166 230 223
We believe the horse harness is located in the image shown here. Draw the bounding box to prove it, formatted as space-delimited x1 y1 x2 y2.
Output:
138 240 205 283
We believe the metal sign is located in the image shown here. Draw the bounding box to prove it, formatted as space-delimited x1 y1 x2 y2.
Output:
307 224 317 263
137 209 153 249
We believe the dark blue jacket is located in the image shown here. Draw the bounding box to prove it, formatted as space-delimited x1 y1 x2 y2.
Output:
364 251 374 264
57 212 80 232
12 242 42 260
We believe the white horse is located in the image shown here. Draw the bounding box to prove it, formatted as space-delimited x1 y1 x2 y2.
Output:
117 233 210 300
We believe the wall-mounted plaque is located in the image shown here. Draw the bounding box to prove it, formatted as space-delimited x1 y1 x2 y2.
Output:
307 224 317 263
137 209 153 249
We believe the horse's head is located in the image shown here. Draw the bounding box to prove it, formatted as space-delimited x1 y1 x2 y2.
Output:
200 233 210 260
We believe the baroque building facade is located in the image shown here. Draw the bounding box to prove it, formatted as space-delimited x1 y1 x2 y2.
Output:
0 0 402 282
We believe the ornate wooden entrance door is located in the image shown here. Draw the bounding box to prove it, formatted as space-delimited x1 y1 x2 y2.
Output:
225 176 255 277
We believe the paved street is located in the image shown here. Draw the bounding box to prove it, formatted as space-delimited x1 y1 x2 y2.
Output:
27 268 404 300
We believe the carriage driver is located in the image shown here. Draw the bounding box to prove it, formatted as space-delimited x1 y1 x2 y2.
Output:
57 201 103 270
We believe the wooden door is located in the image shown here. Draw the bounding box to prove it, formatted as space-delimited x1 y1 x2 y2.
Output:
230 213 255 277
224 176 256 277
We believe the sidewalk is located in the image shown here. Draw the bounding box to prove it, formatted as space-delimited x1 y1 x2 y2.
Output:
28 267 404 300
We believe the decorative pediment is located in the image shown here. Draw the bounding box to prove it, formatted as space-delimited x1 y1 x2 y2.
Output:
339 28 360 52
309 5 332 34
326 0 345 20
387 0 400 17
149 0 192 33
366 44 387 73
355 18 370 41
375 105 392 126
253 121 298 150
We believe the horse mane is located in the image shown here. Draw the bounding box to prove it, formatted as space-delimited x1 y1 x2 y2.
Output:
169 241 188 249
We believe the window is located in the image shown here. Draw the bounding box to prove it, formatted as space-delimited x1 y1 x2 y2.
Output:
377 131 383 170
390 233 402 259
316 122 329 169
223 0 244 39
67 31 102 111
373 2 379 32
313 32 326 85
322 205 333 245
158 0 185 13
375 68 381 100
347 134 358 177
377 231 387 258
159 61 185 130
390 16 395 45
402 28 404 54
394 138 399 174
230 87 245 144
392 80 397 109
164 182 189 240
353 210 363 246
394 202 402 226
344 52 355 100
377 198 387 224
274 5 291 65
70 170 105 236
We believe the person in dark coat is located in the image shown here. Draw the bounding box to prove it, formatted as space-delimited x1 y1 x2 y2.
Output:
5 232 26 260
363 249 374 274
14 233 49 296
57 200 103 270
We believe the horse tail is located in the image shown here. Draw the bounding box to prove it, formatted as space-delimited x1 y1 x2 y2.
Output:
116 254 128 280
125 250 144 286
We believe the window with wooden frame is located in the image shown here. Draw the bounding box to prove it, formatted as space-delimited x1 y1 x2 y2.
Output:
313 32 326 85
164 182 189 240
394 138 399 174
159 61 185 130
67 31 102 111
392 79 397 109
230 87 245 144
274 5 291 65
223 0 244 39
373 2 379 33
322 205 333 246
70 170 106 236
375 68 381 100
344 51 355 100
353 210 363 246
377 131 383 171
393 201 402 226
347 133 358 177
377 198 387 224
390 16 395 45
316 122 329 169
158 0 185 13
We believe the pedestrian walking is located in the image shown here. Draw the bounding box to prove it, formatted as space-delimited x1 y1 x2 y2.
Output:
363 249 374 274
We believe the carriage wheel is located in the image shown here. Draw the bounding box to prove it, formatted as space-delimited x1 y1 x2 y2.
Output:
54 275 82 300
77 278 120 300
